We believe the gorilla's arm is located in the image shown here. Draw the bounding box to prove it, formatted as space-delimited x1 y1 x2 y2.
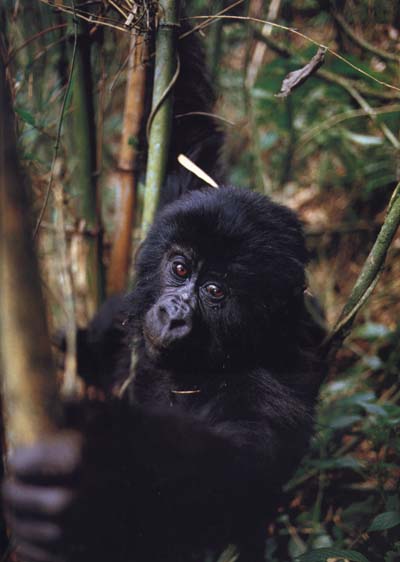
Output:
56 294 130 392
3 375 312 562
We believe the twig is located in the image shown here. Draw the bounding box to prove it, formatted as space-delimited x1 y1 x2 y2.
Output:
298 105 400 148
341 84 400 149
53 183 80 398
253 30 400 101
33 15 78 239
323 182 400 357
177 154 219 188
179 0 245 40
145 54 180 142
175 111 235 126
187 15 400 94
7 23 68 61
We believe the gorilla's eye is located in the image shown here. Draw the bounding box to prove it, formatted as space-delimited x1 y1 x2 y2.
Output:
204 283 225 300
172 261 189 279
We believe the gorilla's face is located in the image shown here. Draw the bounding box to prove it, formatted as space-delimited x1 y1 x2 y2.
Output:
143 246 235 370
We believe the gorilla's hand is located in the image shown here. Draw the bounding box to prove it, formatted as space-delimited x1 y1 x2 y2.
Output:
3 405 129 562
3 432 87 562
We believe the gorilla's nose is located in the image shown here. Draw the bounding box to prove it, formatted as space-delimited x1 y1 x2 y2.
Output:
157 297 192 343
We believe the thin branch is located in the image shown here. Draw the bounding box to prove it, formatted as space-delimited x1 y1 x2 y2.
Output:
343 87 400 150
253 30 400 101
179 0 245 40
187 14 400 94
175 111 235 126
298 104 400 148
53 183 80 398
33 18 78 239
323 182 400 356
145 55 180 142
7 23 68 61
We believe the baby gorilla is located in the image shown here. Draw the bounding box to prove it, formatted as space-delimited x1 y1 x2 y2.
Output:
4 187 323 562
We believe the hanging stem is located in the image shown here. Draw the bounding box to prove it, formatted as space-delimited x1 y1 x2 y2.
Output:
323 182 400 358
141 0 180 238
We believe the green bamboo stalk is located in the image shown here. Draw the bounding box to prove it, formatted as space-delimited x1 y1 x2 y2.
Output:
69 21 104 313
0 42 62 447
141 0 180 237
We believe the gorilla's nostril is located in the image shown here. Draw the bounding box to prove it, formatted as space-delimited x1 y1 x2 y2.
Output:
169 318 187 330
157 304 168 324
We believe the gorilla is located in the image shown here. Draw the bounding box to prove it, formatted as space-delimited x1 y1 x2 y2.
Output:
3 186 323 562
2 5 324 562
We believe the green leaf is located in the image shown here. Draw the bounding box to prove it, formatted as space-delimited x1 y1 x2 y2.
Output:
297 547 370 562
15 107 36 127
344 131 384 146
362 355 383 370
358 401 387 417
354 322 391 340
310 456 362 471
289 535 307 559
330 415 362 429
259 132 279 150
368 511 400 532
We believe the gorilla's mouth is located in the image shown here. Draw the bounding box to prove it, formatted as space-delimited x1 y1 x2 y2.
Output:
143 325 207 372
143 325 185 362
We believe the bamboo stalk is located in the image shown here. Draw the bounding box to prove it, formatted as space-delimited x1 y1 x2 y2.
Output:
0 43 62 447
107 33 148 295
69 21 105 316
141 0 180 237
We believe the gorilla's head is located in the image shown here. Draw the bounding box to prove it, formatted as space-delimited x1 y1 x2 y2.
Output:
130 187 308 373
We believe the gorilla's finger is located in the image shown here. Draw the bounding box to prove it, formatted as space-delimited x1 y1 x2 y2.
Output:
7 514 62 546
7 432 84 484
15 540 63 562
3 481 76 518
